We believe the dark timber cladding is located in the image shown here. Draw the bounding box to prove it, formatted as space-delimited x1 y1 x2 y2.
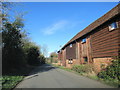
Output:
66 42 76 59
91 16 120 58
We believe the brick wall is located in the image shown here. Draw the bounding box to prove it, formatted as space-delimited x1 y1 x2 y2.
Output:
66 59 78 68
93 57 112 73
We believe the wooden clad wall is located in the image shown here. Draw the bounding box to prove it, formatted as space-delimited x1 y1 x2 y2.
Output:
118 15 120 57
91 16 120 58
66 43 76 59
62 49 66 66
87 36 93 63
58 52 60 60
81 42 87 57
78 36 92 64
58 51 62 60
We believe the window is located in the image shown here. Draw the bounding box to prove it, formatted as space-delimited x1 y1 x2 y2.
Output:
82 38 86 43
68 59 73 64
83 57 88 63
70 44 72 48
109 22 118 31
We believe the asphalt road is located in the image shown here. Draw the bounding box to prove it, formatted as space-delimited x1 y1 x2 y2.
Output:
16 64 113 88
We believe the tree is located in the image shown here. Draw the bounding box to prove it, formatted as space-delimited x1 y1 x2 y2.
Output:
39 54 46 64
27 46 40 65
2 2 46 75
2 20 26 74
41 44 48 57
50 52 58 63
2 2 26 74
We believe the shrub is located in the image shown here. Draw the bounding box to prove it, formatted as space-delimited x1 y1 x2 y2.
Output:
98 58 120 80
71 64 94 74
39 55 46 64
2 76 24 88
97 58 120 87
27 46 40 65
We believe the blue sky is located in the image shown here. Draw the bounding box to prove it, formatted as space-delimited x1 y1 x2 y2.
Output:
13 2 118 57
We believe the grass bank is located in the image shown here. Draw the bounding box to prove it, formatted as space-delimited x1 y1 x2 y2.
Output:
1 76 24 89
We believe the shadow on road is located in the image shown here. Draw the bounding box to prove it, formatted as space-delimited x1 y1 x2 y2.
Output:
28 64 58 76
2 63 54 76
2 64 57 78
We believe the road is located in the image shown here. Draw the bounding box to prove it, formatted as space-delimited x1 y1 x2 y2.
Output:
16 64 113 88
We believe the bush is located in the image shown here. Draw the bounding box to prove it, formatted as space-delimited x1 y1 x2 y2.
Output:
27 46 40 66
71 64 94 74
2 76 24 88
39 55 46 64
98 58 120 80
97 58 120 87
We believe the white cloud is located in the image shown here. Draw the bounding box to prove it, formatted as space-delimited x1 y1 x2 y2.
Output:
41 19 84 35
42 20 68 35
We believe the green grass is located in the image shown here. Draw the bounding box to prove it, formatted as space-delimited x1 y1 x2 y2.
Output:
99 78 119 87
88 74 99 80
1 76 24 89
52 64 73 72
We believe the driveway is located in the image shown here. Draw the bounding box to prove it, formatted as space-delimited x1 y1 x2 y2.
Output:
16 64 113 88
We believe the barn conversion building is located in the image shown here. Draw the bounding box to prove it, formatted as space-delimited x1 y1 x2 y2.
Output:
58 4 120 72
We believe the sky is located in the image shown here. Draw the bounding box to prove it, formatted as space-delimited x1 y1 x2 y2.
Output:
12 2 118 57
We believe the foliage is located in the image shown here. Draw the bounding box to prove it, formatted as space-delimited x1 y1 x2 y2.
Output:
2 2 26 74
1 2 47 90
50 52 58 57
71 64 94 74
39 55 46 64
27 46 40 66
41 44 48 57
49 52 58 63
1 2 12 23
22 39 46 65
2 76 24 88
97 58 120 87
2 20 26 74
2 2 46 75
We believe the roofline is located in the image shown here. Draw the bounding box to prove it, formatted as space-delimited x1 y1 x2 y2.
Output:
61 3 120 50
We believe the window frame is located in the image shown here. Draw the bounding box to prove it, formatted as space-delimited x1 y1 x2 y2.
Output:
68 59 73 64
109 22 118 31
83 57 88 64
70 44 72 48
81 38 86 43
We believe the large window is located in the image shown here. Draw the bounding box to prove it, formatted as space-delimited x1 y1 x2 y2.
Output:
109 22 118 31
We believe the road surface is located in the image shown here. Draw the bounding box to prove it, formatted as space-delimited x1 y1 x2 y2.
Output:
16 64 113 88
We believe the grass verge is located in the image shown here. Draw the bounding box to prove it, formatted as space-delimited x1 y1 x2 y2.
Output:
1 76 24 89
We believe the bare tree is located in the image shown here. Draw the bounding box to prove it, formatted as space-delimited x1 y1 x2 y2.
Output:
41 44 48 57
